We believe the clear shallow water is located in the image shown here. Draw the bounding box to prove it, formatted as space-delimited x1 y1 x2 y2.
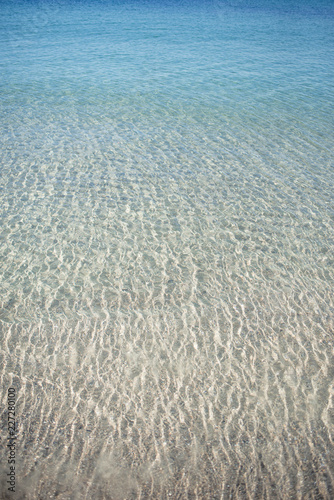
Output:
0 0 333 498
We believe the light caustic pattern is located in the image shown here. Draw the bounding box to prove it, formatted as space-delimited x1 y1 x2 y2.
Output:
0 92 333 498
0 1 334 498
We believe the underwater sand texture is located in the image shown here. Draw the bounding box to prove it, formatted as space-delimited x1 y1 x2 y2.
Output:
1 96 333 498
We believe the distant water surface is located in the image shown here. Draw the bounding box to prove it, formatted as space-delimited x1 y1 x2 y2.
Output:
0 0 333 498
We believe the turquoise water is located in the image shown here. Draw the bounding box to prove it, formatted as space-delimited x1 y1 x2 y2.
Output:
0 1 333 498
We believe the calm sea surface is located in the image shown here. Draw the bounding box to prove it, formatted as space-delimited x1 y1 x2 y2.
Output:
0 0 333 498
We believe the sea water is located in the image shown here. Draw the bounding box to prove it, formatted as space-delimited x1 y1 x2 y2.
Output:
0 0 333 498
